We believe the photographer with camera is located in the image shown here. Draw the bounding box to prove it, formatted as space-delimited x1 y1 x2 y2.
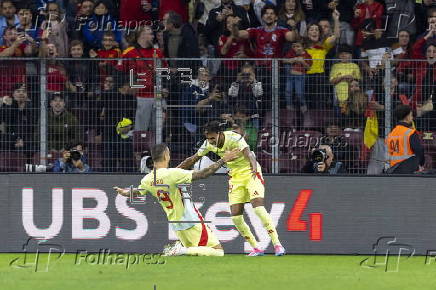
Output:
53 141 91 173
301 144 347 174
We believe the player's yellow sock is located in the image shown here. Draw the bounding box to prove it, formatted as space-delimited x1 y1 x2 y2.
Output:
186 247 224 256
232 215 258 248
253 206 281 246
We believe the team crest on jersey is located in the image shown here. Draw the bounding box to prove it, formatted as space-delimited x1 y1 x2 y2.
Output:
272 34 277 42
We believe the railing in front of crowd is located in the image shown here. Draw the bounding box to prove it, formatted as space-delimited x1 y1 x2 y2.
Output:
0 57 433 174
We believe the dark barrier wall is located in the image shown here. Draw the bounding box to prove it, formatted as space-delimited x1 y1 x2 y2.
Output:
1 174 435 255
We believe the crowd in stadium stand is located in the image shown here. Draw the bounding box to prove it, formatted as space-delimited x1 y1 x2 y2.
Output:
0 0 435 173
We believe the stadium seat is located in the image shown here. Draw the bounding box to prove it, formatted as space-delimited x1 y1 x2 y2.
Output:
263 109 298 130
87 150 103 172
303 109 335 130
279 152 307 173
133 131 155 153
0 152 26 172
342 131 363 147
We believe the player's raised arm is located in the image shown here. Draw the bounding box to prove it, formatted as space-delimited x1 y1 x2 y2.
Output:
177 153 202 169
192 149 240 181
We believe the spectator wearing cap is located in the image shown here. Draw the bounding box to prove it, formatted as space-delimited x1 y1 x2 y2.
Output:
47 93 80 151
329 44 361 114
0 0 19 45
103 118 135 172
205 0 250 46
385 105 424 174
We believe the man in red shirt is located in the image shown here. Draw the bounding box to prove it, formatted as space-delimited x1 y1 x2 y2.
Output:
117 26 164 131
0 26 35 95
233 4 295 60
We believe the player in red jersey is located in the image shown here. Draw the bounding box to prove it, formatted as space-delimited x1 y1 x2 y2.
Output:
232 4 295 60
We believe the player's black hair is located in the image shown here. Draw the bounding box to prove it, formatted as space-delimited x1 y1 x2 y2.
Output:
395 105 412 121
150 143 168 162
261 4 277 18
203 120 228 134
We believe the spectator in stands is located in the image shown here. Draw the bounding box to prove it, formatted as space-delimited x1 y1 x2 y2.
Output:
98 75 136 141
104 117 135 172
17 4 40 42
227 63 263 129
416 4 436 37
39 1 69 57
68 0 95 42
231 106 258 150
298 0 331 23
89 31 121 82
304 9 340 109
205 0 250 46
351 0 384 49
180 66 211 137
329 0 356 47
117 25 164 131
0 26 34 95
384 0 416 42
53 141 91 173
393 30 414 96
119 0 153 31
283 40 312 112
413 34 436 128
386 105 424 174
159 0 189 23
82 0 122 50
47 93 80 151
162 10 200 68
301 144 347 174
330 44 361 114
217 15 251 81
234 5 295 60
38 37 71 93
196 81 230 124
0 83 36 156
65 39 99 98
0 0 19 45
277 0 307 38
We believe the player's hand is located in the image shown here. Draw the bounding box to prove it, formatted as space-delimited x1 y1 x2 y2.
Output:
114 186 129 196
222 149 241 163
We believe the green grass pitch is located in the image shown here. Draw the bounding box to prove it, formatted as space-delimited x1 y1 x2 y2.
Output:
1 253 436 290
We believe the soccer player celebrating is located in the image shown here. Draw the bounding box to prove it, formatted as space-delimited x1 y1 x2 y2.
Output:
178 121 285 256
114 143 240 257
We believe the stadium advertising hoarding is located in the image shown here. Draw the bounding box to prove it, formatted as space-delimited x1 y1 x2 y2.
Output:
1 174 435 255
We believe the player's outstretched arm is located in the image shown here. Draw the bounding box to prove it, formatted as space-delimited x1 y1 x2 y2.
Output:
113 186 141 197
192 149 240 181
177 153 202 169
